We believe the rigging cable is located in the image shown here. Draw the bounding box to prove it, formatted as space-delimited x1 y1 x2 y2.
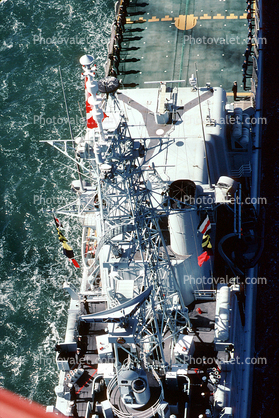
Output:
195 62 212 188
59 66 84 191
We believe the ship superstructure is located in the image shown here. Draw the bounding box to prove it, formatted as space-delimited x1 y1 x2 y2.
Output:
45 1 263 418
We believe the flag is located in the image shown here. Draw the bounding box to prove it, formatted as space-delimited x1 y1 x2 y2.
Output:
198 251 210 267
57 228 67 243
62 241 74 259
71 258 80 268
53 216 80 268
54 216 63 229
87 116 98 129
198 213 211 234
198 232 213 266
202 234 213 256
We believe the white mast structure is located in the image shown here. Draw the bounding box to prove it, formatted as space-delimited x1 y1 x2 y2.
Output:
46 55 192 376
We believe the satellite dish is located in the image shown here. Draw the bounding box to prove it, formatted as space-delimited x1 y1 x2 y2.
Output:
80 55 94 66
98 77 120 94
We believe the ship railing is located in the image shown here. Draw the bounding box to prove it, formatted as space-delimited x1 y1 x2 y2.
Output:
84 401 92 418
106 367 164 418
194 289 216 301
231 163 252 178
95 223 136 261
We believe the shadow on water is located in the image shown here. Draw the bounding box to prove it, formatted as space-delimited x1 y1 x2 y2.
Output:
127 10 147 16
251 1 279 417
123 36 143 42
134 2 149 6
121 57 140 63
122 83 139 88
126 27 145 32
120 70 140 75
121 46 141 51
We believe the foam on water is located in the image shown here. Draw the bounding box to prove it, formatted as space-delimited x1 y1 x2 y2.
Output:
0 0 114 405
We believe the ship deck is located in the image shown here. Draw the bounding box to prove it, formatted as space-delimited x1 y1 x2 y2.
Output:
53 2 260 417
117 0 253 101
71 298 222 418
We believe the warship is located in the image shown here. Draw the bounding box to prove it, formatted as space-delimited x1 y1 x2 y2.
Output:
45 0 264 417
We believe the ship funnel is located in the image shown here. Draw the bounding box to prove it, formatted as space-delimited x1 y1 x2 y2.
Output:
80 54 94 67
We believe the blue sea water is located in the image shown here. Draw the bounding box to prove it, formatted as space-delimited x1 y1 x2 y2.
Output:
251 1 279 416
0 0 114 406
0 0 278 416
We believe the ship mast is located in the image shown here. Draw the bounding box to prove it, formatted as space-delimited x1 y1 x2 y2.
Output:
194 62 212 188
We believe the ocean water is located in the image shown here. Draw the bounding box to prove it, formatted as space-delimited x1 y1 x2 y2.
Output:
0 0 278 416
0 0 114 406
251 1 279 416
